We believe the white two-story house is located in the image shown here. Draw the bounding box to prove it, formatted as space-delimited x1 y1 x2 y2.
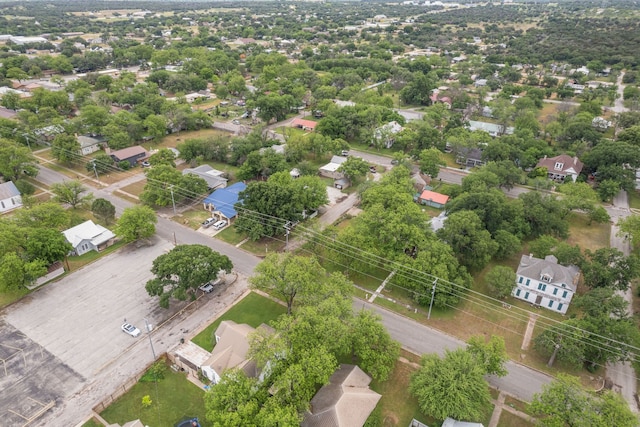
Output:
512 254 580 314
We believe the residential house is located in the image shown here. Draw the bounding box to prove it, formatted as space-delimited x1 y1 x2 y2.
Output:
0 181 22 213
182 165 228 190
319 155 348 179
0 106 18 119
456 147 485 168
467 120 514 137
474 79 488 88
536 154 583 182
291 118 317 131
202 182 246 221
592 116 612 131
33 124 65 142
374 121 403 148
77 135 102 155
442 418 484 427
109 146 149 167
62 220 115 256
201 320 273 383
259 144 286 155
301 364 381 427
512 254 580 314
417 190 449 209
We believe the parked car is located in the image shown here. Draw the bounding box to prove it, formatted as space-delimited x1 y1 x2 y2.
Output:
232 119 240 125
121 323 141 337
369 166 377 173
141 161 151 168
202 218 216 228
199 278 224 293
341 150 349 156
212 220 228 230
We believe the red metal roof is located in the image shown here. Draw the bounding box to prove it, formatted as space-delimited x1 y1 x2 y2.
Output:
419 190 449 205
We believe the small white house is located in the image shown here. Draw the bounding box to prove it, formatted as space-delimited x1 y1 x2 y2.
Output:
0 181 22 213
512 254 580 314
319 155 348 179
62 220 115 256
77 135 102 155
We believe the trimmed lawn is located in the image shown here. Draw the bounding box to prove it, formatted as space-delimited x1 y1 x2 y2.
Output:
191 292 286 352
66 240 127 272
369 358 434 427
498 410 535 427
81 419 103 427
119 180 147 198
100 361 207 427
215 224 248 245
628 190 640 210
241 236 285 256
176 209 212 230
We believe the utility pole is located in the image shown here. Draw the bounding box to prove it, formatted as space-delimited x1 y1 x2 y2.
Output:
92 161 99 181
284 221 292 251
143 318 157 360
427 279 438 320
170 186 176 215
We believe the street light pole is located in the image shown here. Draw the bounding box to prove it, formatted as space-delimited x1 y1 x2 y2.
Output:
143 318 157 360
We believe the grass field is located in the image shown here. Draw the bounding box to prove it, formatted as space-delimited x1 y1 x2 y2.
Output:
565 212 610 252
100 360 207 427
191 292 286 352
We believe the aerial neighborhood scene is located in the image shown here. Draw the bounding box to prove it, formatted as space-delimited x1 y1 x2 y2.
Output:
2 0 640 426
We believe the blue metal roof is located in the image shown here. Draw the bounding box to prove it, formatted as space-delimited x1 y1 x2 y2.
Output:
203 182 246 219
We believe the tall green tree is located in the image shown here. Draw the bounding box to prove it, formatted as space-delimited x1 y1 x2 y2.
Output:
146 244 232 308
466 335 509 377
531 374 638 427
0 139 38 181
115 205 157 243
410 348 492 422
250 253 325 315
91 198 116 225
14 202 70 229
0 252 47 291
51 180 93 209
533 320 588 367
418 147 445 177
437 210 498 270
485 266 516 299
51 133 80 164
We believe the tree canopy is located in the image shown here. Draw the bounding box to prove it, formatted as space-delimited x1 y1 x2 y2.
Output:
146 244 232 308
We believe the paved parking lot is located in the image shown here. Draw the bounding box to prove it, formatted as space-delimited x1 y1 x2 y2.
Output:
0 321 82 426
5 238 176 379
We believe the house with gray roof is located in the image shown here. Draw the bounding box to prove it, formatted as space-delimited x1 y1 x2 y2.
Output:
512 254 580 314
319 155 348 179
77 135 103 155
467 120 514 137
0 181 22 213
62 220 115 256
536 154 583 182
182 164 227 190
201 320 273 383
302 364 381 427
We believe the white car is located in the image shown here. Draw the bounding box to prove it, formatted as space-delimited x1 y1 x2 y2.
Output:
199 278 224 293
202 218 216 228
121 323 141 337
212 220 228 230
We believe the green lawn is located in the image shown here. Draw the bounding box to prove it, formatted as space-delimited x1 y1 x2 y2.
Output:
241 236 285 256
628 189 640 210
191 292 286 351
498 410 535 427
66 240 127 272
215 224 248 245
100 361 207 427
369 358 434 427
81 419 103 427
0 287 30 309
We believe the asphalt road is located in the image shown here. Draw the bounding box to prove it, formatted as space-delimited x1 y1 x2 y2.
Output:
357 300 552 402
